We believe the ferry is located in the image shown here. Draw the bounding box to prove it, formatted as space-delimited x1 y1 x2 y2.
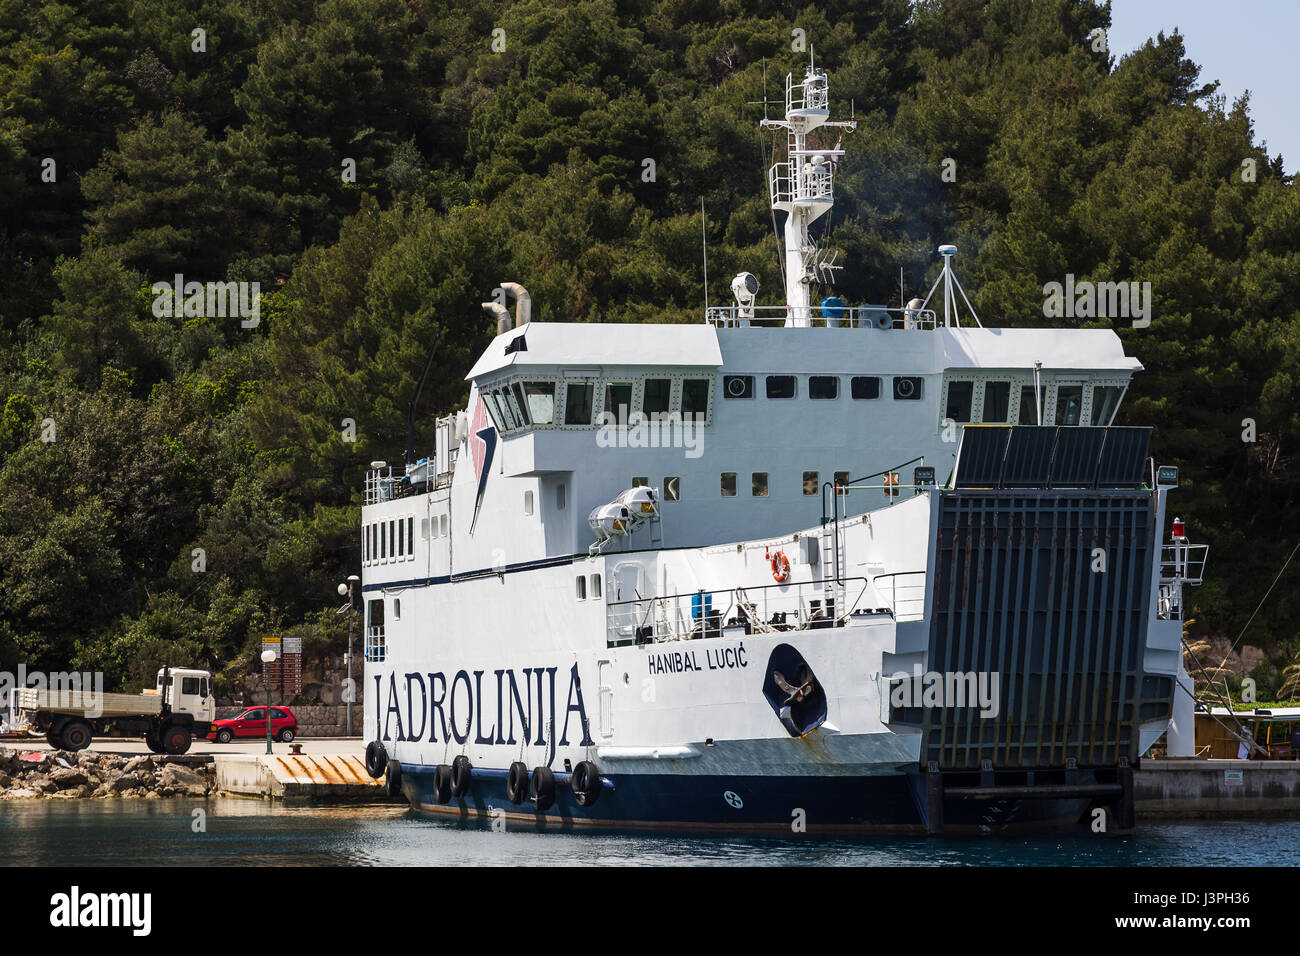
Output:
358 63 1208 833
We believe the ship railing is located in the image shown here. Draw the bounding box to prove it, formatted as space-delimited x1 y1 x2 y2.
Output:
706 303 937 330
365 465 399 505
768 160 834 208
606 576 870 647
786 70 829 113
1159 543 1208 586
872 571 928 622
364 625 386 663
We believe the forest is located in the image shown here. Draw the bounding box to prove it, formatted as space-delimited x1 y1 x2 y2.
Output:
1 0 1297 699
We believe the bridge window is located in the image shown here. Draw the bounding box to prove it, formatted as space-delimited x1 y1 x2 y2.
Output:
766 375 796 399
565 383 594 425
510 384 531 426
723 375 754 399
495 389 518 429
603 382 633 424
1018 385 1039 424
721 472 736 497
851 376 881 400
1092 385 1124 425
752 472 768 496
483 392 506 431
945 381 974 423
523 382 556 425
803 471 818 495
682 378 711 416
983 381 1011 423
643 379 672 416
809 375 839 399
1055 384 1083 426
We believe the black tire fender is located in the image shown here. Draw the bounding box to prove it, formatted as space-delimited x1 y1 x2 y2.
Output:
364 740 388 779
506 762 529 805
385 760 404 800
450 755 472 797
529 766 556 813
432 764 452 804
571 760 602 806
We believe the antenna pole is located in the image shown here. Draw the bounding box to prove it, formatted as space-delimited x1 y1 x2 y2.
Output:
701 199 709 310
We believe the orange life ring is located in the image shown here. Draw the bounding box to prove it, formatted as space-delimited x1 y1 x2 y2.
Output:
771 550 790 583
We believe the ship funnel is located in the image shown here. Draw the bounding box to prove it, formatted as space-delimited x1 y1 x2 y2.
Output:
500 282 532 327
482 302 510 336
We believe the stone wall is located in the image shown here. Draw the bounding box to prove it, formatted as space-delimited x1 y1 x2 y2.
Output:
216 704 362 738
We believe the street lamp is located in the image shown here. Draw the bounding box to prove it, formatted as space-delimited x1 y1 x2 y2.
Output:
259 649 277 754
338 575 360 736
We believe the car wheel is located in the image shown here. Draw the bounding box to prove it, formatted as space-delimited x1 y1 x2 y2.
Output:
278 729 295 743
216 728 233 744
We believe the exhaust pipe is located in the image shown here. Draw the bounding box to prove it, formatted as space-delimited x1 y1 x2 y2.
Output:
482 302 510 336
500 282 532 328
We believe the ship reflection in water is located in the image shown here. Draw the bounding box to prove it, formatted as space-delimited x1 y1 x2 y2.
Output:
0 798 1294 867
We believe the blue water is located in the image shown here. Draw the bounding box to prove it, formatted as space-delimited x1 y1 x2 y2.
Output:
2 798 1297 865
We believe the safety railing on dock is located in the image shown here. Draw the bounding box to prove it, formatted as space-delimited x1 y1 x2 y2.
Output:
606 576 870 647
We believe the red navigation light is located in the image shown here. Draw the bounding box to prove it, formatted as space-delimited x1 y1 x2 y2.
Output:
1172 517 1186 539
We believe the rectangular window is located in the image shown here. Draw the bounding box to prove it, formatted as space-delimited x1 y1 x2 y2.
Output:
682 379 710 416
407 517 414 554
766 375 796 399
632 476 648 487
421 518 430 540
723 375 754 399
803 471 818 495
524 490 534 515
364 524 371 563
523 382 556 424
576 576 586 600
1019 385 1039 424
983 381 1011 423
495 389 518 430
809 375 839 400
564 382 594 425
182 677 200 696
893 376 923 400
851 376 881 400
511 383 532 426
393 599 401 620
440 514 448 536
1091 385 1124 426
380 521 387 559
835 470 849 494
396 519 405 557
945 381 974 423
752 472 768 496
483 392 506 431
604 383 633 425
642 379 672 416
1055 385 1084 426
591 574 602 599
721 472 736 497
390 519 398 558
556 483 565 510
664 477 680 501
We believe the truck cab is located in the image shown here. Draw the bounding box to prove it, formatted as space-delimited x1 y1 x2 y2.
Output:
156 668 216 723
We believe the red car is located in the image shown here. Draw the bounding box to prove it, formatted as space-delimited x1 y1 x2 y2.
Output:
208 706 298 743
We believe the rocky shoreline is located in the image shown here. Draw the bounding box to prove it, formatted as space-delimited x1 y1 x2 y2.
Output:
0 747 214 800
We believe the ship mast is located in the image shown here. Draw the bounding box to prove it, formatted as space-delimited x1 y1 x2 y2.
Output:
761 54 856 327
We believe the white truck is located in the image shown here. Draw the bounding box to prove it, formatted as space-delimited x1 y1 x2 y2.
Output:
8 667 215 754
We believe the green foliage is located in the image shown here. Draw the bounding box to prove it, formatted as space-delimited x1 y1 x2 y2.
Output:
0 0 1296 688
